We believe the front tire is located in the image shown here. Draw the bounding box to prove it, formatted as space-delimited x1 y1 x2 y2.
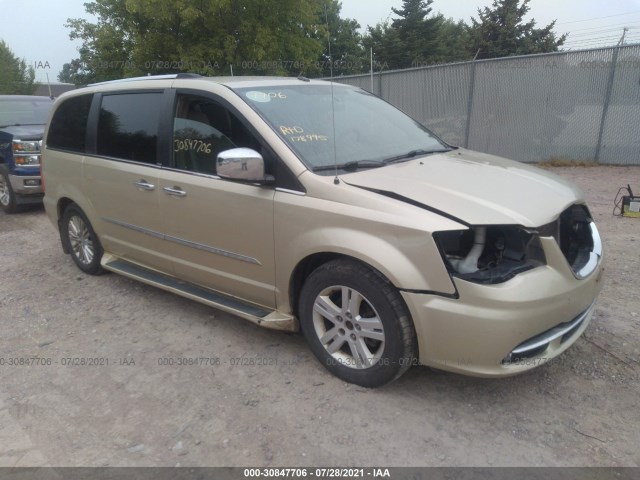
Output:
0 167 17 214
61 204 104 275
299 259 417 388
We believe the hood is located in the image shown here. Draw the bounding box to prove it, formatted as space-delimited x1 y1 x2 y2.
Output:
0 124 45 139
342 148 583 227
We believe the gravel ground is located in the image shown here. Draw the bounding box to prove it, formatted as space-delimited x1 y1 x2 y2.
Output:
0 165 639 467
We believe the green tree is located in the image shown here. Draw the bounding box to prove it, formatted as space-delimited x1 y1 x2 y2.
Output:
362 22 404 71
61 0 330 81
58 59 87 84
468 0 566 59
0 40 36 94
363 0 470 70
391 0 444 67
59 0 134 84
438 18 471 63
215 0 325 75
317 0 367 76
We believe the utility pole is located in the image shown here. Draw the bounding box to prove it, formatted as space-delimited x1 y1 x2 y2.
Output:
596 30 626 162
370 48 373 93
618 27 629 46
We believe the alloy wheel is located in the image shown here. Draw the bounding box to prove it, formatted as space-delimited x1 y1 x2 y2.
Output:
312 285 386 369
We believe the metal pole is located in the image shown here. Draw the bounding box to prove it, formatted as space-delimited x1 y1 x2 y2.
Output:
46 73 52 98
464 60 477 149
595 46 620 163
618 27 629 46
370 48 374 93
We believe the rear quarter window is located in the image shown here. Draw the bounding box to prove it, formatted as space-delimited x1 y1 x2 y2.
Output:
47 95 93 153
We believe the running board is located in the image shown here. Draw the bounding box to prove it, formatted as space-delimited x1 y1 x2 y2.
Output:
101 254 297 332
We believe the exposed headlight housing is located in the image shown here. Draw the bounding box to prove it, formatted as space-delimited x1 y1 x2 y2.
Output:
548 204 602 279
433 225 547 285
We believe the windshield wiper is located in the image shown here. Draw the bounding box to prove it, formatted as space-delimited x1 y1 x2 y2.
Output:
382 148 452 165
312 148 454 172
0 123 45 128
312 160 385 172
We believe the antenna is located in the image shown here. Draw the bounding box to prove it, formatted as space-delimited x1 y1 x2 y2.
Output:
324 2 339 185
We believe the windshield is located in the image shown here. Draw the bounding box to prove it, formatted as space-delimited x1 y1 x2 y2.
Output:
0 97 53 128
235 85 449 172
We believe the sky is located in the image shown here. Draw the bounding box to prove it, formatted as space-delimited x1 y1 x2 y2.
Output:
1 0 640 83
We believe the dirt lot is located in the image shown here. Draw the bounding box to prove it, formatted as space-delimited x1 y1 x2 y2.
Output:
0 166 639 468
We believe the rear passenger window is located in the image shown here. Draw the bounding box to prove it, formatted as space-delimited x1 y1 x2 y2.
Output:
47 94 92 153
97 93 162 164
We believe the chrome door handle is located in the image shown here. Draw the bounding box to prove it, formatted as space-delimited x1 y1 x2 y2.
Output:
163 186 187 197
135 179 155 190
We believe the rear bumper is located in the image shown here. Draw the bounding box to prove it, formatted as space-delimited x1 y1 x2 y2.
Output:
402 236 605 377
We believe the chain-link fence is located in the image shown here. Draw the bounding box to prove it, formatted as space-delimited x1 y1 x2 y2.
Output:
333 44 640 165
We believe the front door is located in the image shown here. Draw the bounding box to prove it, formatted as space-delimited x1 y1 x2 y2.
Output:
157 92 276 308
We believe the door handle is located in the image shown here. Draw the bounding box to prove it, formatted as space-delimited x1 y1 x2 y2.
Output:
163 186 187 197
134 179 155 191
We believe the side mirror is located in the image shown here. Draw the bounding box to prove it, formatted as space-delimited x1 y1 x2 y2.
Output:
216 148 274 184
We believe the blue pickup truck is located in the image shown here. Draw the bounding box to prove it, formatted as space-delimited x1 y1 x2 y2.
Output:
0 95 54 213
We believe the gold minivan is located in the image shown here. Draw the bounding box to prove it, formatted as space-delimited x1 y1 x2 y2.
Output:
42 74 604 387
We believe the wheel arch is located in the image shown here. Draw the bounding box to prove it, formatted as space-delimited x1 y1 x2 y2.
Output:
295 254 419 387
55 193 98 228
56 197 79 254
57 197 76 220
59 200 105 275
289 252 396 321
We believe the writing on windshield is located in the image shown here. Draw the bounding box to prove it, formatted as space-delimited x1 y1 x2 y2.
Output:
237 85 446 173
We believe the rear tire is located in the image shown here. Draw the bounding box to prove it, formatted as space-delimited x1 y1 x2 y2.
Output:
299 259 417 388
61 204 104 275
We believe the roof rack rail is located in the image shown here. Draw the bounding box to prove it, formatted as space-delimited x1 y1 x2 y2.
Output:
88 73 202 87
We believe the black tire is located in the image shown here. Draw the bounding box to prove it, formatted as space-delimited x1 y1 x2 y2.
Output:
61 204 104 275
0 166 18 214
299 259 417 388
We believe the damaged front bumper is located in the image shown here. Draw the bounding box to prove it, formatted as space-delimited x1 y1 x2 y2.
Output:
402 233 605 377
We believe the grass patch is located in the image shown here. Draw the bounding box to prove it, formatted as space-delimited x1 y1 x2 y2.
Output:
537 156 598 168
